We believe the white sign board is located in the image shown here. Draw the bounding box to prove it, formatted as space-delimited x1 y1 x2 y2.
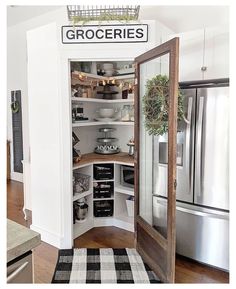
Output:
61 24 148 44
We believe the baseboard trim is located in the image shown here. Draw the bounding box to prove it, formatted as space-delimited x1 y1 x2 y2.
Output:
10 172 23 182
30 224 63 249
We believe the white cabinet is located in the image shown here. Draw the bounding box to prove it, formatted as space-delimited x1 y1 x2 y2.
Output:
204 26 229 79
177 25 229 81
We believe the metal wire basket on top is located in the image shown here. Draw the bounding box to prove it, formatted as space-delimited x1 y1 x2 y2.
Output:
67 5 140 23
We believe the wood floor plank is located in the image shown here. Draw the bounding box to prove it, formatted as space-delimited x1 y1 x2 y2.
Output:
7 180 229 283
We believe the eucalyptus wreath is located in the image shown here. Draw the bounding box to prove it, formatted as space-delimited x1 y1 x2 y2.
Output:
142 75 184 136
11 100 20 114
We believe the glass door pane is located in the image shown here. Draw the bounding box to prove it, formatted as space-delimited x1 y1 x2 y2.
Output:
139 53 170 238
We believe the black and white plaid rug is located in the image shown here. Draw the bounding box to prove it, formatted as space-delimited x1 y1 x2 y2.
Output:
52 248 161 283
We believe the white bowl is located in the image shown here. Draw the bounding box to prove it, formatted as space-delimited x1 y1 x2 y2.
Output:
97 108 115 118
104 70 114 76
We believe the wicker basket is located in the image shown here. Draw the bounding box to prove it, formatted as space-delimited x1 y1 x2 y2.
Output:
67 5 140 22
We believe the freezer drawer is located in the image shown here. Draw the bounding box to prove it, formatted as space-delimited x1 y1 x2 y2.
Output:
153 196 229 270
7 251 33 283
176 203 229 271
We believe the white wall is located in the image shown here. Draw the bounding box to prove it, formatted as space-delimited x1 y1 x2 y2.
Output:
7 7 67 176
7 7 67 204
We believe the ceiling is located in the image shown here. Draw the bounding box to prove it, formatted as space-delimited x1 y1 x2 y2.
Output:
7 6 62 27
7 5 229 32
139 6 229 32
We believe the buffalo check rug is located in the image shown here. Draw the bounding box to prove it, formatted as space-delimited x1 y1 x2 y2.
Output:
52 248 161 283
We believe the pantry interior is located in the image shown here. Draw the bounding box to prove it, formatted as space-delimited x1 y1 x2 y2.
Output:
71 60 136 239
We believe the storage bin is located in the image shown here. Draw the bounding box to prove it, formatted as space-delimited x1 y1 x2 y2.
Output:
93 163 114 180
94 200 114 217
73 171 90 195
126 196 134 217
93 181 114 199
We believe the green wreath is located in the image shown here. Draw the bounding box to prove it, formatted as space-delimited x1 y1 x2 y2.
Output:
142 75 185 136
11 101 20 113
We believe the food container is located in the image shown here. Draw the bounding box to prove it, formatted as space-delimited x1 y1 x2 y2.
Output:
74 199 88 221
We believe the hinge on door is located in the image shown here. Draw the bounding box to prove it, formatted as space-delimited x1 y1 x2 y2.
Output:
174 179 177 190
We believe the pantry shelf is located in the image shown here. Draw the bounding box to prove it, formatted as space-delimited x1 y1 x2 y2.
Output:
72 121 134 127
93 197 114 201
115 185 134 196
73 190 93 202
72 71 134 81
93 179 114 183
71 97 134 103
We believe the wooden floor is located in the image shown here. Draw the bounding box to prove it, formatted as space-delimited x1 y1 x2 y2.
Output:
7 180 229 283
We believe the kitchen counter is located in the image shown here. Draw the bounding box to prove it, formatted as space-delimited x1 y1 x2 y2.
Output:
7 219 41 263
73 152 134 169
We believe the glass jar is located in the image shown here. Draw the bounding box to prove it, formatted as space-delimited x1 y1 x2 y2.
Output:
121 105 130 122
129 105 134 122
82 88 88 98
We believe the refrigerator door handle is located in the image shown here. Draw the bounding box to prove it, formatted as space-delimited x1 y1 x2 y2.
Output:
176 206 229 220
185 97 193 195
196 96 205 198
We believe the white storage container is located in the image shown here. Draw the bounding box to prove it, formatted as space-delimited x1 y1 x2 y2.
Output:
126 196 134 217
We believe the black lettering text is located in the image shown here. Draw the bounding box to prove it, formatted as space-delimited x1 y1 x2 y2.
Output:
96 29 104 39
136 28 144 39
114 29 122 39
76 30 84 39
66 30 75 40
85 30 94 39
127 29 135 38
105 29 113 39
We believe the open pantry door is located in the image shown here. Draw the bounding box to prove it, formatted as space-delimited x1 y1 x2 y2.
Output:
134 38 179 283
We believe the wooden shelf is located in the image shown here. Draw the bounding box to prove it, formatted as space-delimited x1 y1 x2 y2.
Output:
72 71 134 81
113 74 134 80
72 121 134 127
73 152 134 169
72 72 106 80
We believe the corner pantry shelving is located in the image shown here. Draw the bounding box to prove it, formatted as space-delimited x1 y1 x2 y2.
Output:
72 155 135 239
71 61 135 242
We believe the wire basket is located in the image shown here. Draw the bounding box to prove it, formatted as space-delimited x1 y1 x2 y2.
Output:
67 5 140 22
73 172 90 195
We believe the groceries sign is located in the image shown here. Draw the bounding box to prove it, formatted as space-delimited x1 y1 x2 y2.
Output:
61 24 148 44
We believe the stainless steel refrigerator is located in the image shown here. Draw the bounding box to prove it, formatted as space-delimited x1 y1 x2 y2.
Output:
153 79 229 271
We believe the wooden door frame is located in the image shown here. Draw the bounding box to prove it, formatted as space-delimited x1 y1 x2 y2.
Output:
134 37 179 283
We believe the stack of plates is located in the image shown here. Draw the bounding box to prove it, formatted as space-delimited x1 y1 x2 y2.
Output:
103 63 114 76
